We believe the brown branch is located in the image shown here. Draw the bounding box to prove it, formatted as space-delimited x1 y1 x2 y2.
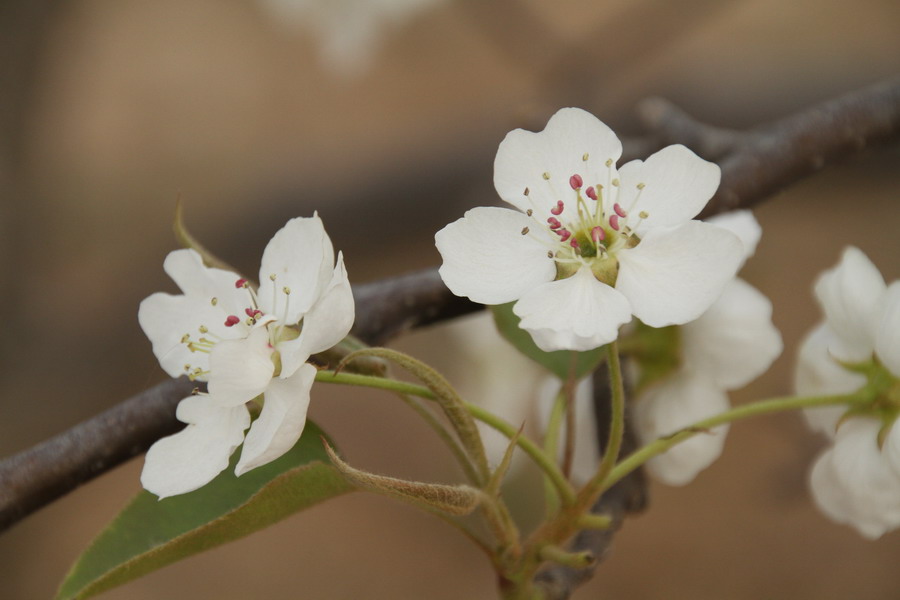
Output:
1 77 899 535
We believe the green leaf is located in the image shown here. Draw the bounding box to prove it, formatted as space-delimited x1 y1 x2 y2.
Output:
56 421 353 600
490 303 606 380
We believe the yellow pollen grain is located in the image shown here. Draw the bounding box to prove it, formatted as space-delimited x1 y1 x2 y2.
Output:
269 273 277 281
582 153 589 161
612 179 620 187
524 187 530 196
210 297 218 306
521 227 530 235
605 159 612 167
283 286 291 295
542 172 550 180
637 183 646 190
199 325 208 334
639 210 649 219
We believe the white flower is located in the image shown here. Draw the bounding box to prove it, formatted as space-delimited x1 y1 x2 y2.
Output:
632 211 782 485
796 247 900 537
259 0 445 76
436 108 744 352
138 215 354 498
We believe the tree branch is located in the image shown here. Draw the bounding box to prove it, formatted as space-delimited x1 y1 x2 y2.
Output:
1 76 898 536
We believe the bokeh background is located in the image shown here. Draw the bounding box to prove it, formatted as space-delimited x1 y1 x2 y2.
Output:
1 0 899 598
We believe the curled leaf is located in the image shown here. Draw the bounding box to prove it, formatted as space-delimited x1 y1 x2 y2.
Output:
323 440 481 516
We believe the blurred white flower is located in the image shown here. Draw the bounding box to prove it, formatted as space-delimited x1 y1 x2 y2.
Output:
632 211 782 485
138 215 354 498
797 247 900 538
436 108 743 352
260 0 446 76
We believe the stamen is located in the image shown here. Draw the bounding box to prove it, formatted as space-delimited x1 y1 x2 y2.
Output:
605 159 613 167
637 183 646 190
582 153 589 161
524 187 530 196
550 200 564 215
542 172 550 180
585 186 598 201
283 286 291 295
557 229 572 242
245 308 263 318
547 251 553 258
569 174 583 190
180 334 190 344
191 387 200 396
639 210 649 219
609 215 620 231
591 226 605 243
521 227 530 235
235 278 248 289
614 203 627 218
547 217 562 230
570 239 580 249
224 315 240 327
526 209 533 216
210 297 218 306
611 179 619 187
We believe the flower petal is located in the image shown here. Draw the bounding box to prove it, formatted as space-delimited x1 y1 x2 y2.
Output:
616 221 743 327
141 395 250 499
258 214 335 323
875 281 900 377
705 209 761 263
681 278 782 389
236 363 317 476
279 252 356 378
163 249 250 318
494 107 622 217
615 145 720 235
809 418 900 539
796 324 866 437
436 206 557 305
513 265 632 352
208 325 274 406
814 246 886 362
633 373 730 486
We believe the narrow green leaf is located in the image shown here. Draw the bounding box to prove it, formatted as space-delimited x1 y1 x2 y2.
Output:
323 441 481 516
490 302 606 379
339 347 490 484
173 199 241 273
57 421 353 600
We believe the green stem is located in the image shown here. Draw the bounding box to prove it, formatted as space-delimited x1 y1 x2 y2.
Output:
316 370 578 506
585 341 625 494
602 392 862 492
542 388 566 516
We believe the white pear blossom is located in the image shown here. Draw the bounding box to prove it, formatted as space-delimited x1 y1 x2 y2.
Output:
632 211 782 485
436 108 744 353
138 215 354 498
796 247 900 538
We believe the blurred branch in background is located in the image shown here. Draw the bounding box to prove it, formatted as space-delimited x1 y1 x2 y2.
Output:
1 76 898 596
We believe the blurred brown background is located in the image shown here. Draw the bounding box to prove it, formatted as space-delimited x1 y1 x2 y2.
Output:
1 0 899 598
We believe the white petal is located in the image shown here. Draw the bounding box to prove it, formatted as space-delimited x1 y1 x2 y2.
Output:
258 215 335 323
814 246 886 362
884 422 900 480
163 249 250 318
615 145 720 236
494 107 622 216
279 252 356 378
141 395 250 499
704 209 761 262
208 326 274 406
436 206 557 305
875 281 900 377
236 363 317 475
795 324 866 437
513 265 632 352
616 221 743 327
809 418 900 539
633 373 730 486
681 278 782 389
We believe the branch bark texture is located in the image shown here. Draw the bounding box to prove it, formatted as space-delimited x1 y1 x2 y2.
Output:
1 77 898 539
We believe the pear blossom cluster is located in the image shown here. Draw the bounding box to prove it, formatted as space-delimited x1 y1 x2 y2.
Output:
632 210 782 485
436 107 744 352
796 247 900 538
138 215 354 498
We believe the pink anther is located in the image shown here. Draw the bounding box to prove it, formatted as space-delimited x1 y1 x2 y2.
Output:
570 239 580 249
609 214 620 231
614 203 627 218
585 186 598 201
245 308 262 318
558 228 572 242
224 315 240 327
550 200 565 216
569 174 583 190
591 226 605 243
235 278 248 289
547 216 562 230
